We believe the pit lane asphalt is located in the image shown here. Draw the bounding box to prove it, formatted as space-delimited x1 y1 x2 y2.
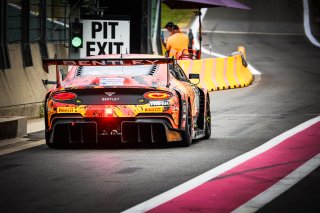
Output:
1 5 320 213
0 33 319 212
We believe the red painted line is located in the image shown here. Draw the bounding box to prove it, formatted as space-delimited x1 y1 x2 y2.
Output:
148 122 320 213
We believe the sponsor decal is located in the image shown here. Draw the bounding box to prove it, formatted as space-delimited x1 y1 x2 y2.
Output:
149 100 170 106
143 107 164 113
57 107 76 113
102 97 120 102
100 78 124 86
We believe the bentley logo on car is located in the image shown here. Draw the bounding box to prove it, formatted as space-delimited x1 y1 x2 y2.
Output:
102 97 120 101
104 92 116 96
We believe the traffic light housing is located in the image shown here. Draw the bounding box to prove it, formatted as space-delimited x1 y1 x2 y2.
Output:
70 19 83 49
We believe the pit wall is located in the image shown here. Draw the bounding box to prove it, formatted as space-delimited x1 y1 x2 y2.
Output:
178 47 253 91
0 43 68 118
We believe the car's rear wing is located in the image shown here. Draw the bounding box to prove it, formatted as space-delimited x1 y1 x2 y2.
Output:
42 57 176 88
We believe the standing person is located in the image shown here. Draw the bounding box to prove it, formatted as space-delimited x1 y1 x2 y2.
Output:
188 28 194 50
165 21 174 36
188 28 195 58
163 22 175 47
166 25 189 59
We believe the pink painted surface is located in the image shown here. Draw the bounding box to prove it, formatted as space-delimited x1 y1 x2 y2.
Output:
149 122 320 213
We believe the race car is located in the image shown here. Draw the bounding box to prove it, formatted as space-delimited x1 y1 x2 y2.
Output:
42 54 211 147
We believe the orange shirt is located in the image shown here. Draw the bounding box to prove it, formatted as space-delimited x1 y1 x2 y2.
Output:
166 33 189 58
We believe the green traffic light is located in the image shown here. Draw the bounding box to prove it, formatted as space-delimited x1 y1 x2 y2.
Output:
72 36 82 48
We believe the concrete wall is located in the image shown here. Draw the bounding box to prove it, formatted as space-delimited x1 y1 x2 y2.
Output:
0 43 68 118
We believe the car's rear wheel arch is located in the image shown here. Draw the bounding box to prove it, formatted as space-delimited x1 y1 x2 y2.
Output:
180 100 192 147
197 88 206 129
174 89 183 129
44 92 51 131
203 94 211 139
187 98 193 133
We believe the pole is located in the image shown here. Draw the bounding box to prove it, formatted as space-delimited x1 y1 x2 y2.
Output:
0 0 10 69
21 0 33 67
198 8 202 59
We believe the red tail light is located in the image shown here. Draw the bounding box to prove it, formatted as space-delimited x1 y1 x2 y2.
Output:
105 107 113 117
52 92 77 101
143 91 172 100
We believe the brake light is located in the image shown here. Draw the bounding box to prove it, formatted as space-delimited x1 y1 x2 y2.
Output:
143 91 172 100
52 92 77 101
105 107 113 117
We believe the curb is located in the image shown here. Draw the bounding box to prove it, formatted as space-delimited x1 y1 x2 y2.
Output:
0 116 27 140
0 117 44 147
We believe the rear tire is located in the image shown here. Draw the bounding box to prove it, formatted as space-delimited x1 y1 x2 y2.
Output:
203 96 211 139
45 131 59 148
181 104 192 147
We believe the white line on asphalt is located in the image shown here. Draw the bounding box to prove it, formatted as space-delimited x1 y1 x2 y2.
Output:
201 30 304 36
191 8 262 75
233 153 320 213
122 116 320 213
303 0 320 47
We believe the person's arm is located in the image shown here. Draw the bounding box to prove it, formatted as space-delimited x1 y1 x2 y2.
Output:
166 37 172 52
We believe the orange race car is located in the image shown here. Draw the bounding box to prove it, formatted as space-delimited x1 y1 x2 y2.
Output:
42 54 211 147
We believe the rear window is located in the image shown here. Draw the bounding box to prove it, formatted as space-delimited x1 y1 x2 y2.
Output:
78 65 155 77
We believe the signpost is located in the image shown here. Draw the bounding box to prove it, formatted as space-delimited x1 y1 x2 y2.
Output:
80 20 130 57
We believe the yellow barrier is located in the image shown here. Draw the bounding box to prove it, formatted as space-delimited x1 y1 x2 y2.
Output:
178 47 253 91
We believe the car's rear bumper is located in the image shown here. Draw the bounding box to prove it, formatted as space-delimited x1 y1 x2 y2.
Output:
121 119 182 143
47 117 182 144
